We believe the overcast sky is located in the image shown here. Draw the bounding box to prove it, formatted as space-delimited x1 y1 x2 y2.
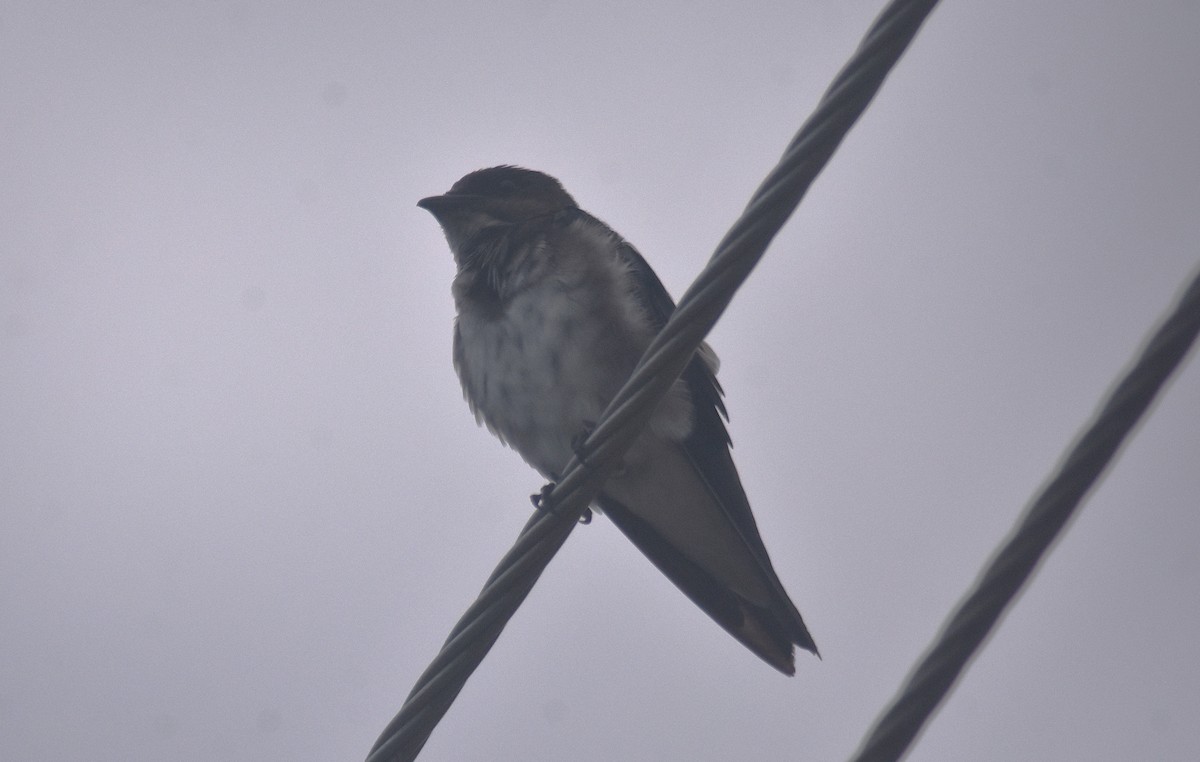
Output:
3 2 1199 760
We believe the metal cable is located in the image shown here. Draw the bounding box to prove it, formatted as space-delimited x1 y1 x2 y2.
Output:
850 267 1200 762
368 1 941 759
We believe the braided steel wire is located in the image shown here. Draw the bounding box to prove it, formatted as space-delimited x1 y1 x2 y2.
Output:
850 265 1200 762
368 2 941 759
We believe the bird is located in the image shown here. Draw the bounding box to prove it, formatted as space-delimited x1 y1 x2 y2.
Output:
417 166 817 674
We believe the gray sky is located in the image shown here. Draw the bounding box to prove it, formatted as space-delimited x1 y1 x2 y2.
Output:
3 2 1198 760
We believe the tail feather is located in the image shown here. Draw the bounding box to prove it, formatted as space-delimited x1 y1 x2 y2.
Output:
597 495 815 675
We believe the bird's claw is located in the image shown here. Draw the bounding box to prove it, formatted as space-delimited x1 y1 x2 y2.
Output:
530 482 556 511
530 482 592 524
570 420 596 466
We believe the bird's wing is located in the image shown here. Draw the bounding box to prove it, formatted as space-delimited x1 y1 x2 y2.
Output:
594 225 817 666
611 237 780 567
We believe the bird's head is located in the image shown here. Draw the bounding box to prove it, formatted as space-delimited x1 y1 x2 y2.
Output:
418 166 576 261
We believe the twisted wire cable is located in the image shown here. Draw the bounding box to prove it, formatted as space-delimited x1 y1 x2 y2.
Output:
851 266 1200 762
368 1 941 759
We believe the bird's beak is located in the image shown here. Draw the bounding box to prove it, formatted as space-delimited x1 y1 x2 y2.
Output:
417 193 482 220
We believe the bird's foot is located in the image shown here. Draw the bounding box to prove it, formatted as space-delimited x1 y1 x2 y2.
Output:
530 482 592 524
530 482 556 511
570 420 596 466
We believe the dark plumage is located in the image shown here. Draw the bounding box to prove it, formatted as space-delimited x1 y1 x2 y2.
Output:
419 166 817 673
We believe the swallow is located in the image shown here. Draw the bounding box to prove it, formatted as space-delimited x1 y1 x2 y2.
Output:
418 166 817 674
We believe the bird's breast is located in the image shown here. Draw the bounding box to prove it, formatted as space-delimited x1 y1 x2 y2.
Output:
454 265 641 477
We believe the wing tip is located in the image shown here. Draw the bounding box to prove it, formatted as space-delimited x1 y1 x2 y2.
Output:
737 603 819 676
